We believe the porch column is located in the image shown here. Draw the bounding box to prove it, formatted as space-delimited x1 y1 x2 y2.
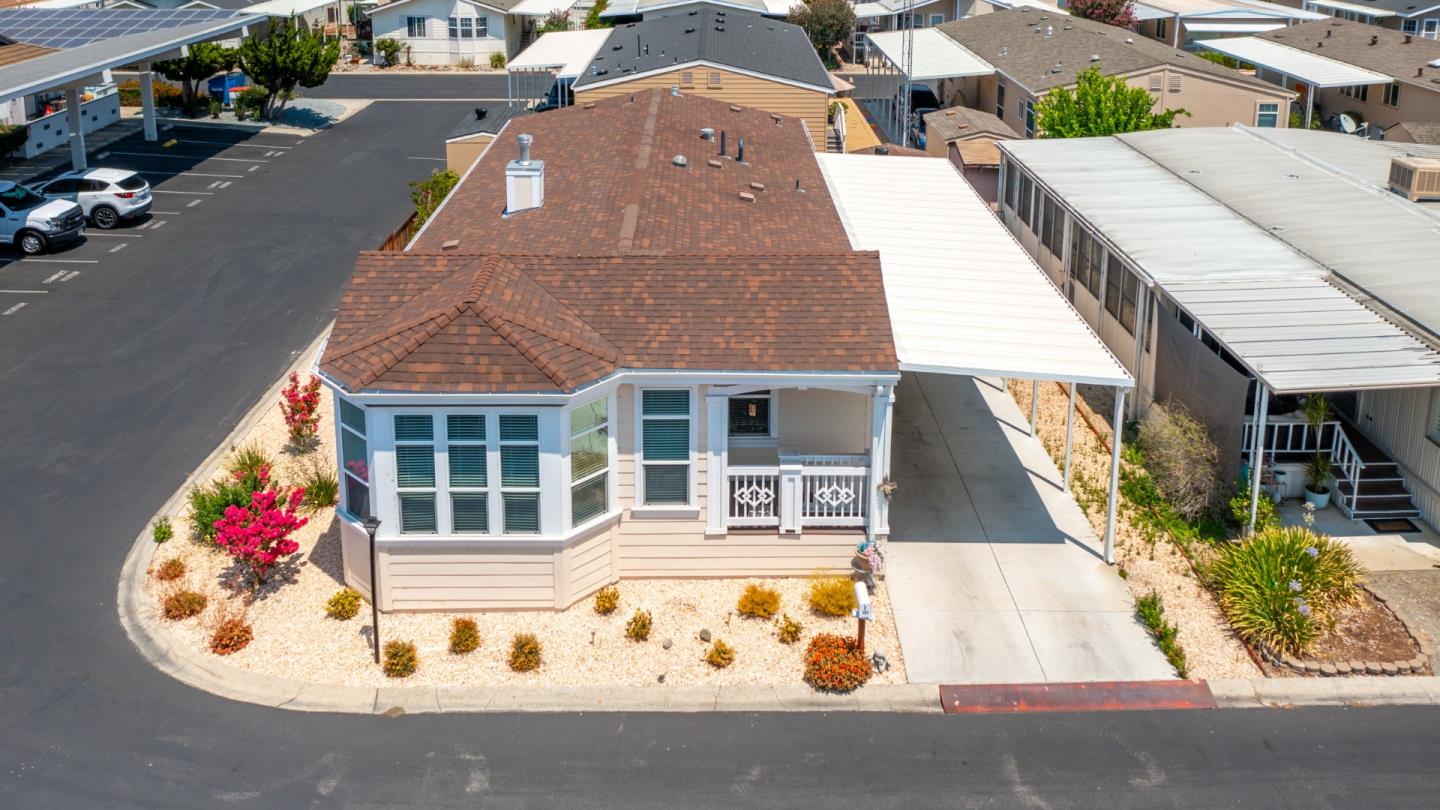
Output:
1103 387 1127 565
138 63 158 142
65 87 86 172
1246 382 1271 536
1063 382 1076 490
1029 380 1039 435
868 383 893 541
705 392 729 537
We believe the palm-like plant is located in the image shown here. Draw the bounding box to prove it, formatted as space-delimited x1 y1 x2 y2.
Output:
1304 452 1333 496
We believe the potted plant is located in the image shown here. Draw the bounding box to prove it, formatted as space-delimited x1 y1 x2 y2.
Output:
209 98 222 119
1304 451 1332 509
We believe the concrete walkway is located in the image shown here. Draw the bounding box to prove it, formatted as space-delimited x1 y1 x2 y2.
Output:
885 373 1173 684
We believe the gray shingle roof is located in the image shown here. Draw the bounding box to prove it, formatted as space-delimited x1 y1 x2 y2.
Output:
937 8 1284 93
1261 19 1440 92
571 9 831 91
924 105 1019 142
1388 121 1440 144
448 103 527 140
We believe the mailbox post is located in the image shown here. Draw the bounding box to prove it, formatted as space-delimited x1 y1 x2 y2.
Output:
852 580 873 655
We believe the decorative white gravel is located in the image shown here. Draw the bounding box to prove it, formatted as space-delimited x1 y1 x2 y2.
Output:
1009 381 1262 679
146 377 907 688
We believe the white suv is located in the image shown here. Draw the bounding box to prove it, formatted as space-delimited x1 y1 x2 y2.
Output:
34 168 151 229
0 182 85 255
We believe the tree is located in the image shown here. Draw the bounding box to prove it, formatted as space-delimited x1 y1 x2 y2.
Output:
212 469 307 589
1067 0 1138 27
1034 66 1189 138
411 168 460 227
236 15 341 120
788 0 854 70
538 10 571 34
155 42 235 116
584 0 612 29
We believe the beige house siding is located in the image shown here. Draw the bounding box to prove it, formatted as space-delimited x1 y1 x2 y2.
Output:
1313 83 1440 135
777 388 870 454
381 544 559 611
575 66 830 150
445 133 495 174
1356 387 1440 527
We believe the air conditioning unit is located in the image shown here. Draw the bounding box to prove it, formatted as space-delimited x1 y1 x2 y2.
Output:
1388 156 1440 202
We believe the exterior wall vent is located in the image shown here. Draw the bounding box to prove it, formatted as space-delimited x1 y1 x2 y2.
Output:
1389 156 1440 202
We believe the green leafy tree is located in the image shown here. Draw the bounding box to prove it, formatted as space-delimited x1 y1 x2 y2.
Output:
788 0 854 70
1067 0 1137 27
1034 66 1189 138
155 42 235 116
584 0 612 29
411 168 460 227
538 10 571 34
236 15 341 120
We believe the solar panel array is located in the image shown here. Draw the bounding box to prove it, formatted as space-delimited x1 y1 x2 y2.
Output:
0 9 246 49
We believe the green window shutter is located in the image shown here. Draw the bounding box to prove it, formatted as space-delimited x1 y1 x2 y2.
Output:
570 399 608 436
449 445 487 488
641 389 690 417
642 419 689 461
447 414 485 442
394 414 434 442
643 466 689 505
570 426 608 481
339 399 366 434
500 414 539 442
571 474 608 526
501 445 540 488
395 445 435 488
451 494 488 533
399 492 437 533
504 493 540 534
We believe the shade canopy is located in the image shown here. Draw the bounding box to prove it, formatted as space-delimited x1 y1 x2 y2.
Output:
864 28 994 83
816 153 1132 388
1199 36 1392 87
507 28 612 79
1183 21 1286 32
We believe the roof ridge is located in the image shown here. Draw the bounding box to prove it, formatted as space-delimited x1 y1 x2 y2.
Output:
323 256 493 361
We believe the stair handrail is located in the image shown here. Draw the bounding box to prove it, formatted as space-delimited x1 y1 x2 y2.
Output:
1330 429 1367 515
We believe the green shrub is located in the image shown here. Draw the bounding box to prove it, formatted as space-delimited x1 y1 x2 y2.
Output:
737 583 781 619
116 79 183 108
162 590 207 620
802 634 872 692
155 558 186 582
297 462 339 513
383 640 419 678
489 52 506 69
1135 592 1188 678
705 639 735 668
1207 526 1362 656
187 476 251 542
326 588 362 620
807 575 857 617
152 516 174 544
374 37 403 67
777 613 803 644
450 618 480 654
625 609 652 642
593 585 620 615
233 86 268 120
410 168 460 228
226 443 274 483
509 633 542 672
0 123 26 157
1228 473 1278 532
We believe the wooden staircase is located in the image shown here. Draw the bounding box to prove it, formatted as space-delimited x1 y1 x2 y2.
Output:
1331 422 1421 521
826 127 844 153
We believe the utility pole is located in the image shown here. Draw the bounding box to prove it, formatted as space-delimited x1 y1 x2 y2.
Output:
897 0 916 148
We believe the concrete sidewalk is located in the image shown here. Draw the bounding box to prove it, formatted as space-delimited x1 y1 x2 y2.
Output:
885 374 1173 685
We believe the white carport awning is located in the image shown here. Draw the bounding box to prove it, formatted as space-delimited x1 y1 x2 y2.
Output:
508 28 611 79
816 153 1132 388
243 0 336 14
1199 37 1392 87
865 28 994 83
853 2 893 17
510 0 575 15
1183 21 1286 33
1302 0 1397 17
1165 278 1440 393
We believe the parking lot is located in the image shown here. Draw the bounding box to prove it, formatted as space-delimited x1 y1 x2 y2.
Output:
0 124 308 320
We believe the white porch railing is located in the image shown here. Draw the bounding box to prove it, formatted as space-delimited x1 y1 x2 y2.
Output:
727 454 869 531
1241 418 1367 517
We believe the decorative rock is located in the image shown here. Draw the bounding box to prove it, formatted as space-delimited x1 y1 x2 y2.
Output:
1365 661 1384 675
1320 663 1337 677
661 637 673 650
1382 662 1399 676
1283 655 1305 671
1336 661 1351 675
1397 660 1411 674
1302 660 1321 674
699 628 711 642
1411 656 1428 671
1350 660 1366 674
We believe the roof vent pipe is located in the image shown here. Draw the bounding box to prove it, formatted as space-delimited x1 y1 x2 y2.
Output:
505 134 544 215
719 129 727 157
737 137 745 162
671 85 680 96
475 107 486 120
700 127 714 139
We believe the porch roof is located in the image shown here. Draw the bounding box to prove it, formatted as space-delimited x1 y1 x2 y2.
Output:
864 28 994 83
1197 36 1392 88
815 153 1133 389
507 28 611 79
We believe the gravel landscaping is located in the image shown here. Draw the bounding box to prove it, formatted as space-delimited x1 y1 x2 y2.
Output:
144 374 906 689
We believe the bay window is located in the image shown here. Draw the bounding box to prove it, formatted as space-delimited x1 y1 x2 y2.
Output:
339 398 369 519
569 398 610 527
447 414 488 533
394 414 437 533
500 415 541 533
640 389 692 505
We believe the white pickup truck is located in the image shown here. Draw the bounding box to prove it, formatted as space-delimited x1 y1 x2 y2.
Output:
0 181 85 256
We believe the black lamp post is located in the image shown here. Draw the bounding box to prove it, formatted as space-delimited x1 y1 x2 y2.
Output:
363 515 382 665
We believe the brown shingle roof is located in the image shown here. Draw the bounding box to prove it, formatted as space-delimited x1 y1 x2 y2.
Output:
954 140 1003 167
924 106 1019 143
321 252 897 393
0 40 55 67
1261 19 1440 92
410 89 851 255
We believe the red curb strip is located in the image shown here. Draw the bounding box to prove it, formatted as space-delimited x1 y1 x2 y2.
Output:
939 680 1217 714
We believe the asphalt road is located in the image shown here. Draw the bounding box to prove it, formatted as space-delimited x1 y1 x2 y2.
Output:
305 72 514 100
3 78 1439 808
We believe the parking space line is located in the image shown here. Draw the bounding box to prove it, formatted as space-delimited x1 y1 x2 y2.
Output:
208 180 221 189
84 232 143 238
248 165 259 172
0 288 47 293
107 151 266 164
109 243 127 253
59 270 80 282
2 302 27 315
151 210 181 215
150 220 167 229
218 181 231 189
42 271 64 283
179 139 294 150
17 258 98 264
139 171 243 179
407 156 446 161
152 190 213 195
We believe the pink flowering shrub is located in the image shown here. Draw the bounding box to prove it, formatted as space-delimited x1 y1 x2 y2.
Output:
1067 0 1137 27
279 372 323 448
214 484 308 589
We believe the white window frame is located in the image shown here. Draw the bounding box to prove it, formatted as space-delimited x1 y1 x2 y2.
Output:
447 15 460 38
337 395 370 520
476 15 488 37
1024 99 1035 138
995 76 1006 120
567 394 614 529
405 15 426 38
498 413 543 535
393 413 438 535
1424 18 1439 39
727 389 778 447
636 387 697 508
928 13 943 26
1384 82 1400 108
1255 101 1279 128
445 414 489 535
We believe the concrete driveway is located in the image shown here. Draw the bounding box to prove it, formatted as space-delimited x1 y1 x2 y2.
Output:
885 373 1173 684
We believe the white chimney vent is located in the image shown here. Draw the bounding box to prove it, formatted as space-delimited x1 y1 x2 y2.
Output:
505 133 544 215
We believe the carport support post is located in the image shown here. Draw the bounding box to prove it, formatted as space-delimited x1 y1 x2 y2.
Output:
1029 381 1039 435
1246 383 1271 536
1063 383 1076 490
65 87 86 172
1103 387 1126 565
138 63 158 142
1304 83 1315 131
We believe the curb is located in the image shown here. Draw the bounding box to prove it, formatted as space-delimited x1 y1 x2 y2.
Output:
1209 676 1440 708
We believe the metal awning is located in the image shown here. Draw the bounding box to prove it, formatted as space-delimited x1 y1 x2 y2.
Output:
864 28 994 83
816 153 1132 388
1183 21 1287 32
507 28 612 79
1199 36 1392 87
509 0 578 15
1301 0 1398 17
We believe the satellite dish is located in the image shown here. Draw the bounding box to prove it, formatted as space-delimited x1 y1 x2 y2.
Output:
1338 113 1359 134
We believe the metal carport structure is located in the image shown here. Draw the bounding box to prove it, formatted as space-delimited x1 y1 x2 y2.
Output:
817 152 1134 563
505 28 612 109
860 28 993 148
1198 35 1392 129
